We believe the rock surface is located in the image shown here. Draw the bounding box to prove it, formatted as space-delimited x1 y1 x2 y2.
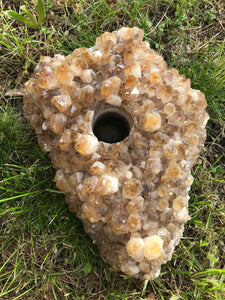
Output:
23 27 208 280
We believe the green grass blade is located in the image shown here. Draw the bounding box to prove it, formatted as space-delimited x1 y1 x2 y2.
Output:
193 269 225 276
7 11 30 24
36 0 46 26
20 5 38 29
0 191 38 203
13 285 36 300
7 11 38 30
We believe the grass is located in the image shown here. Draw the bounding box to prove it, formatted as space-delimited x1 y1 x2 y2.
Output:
0 0 225 299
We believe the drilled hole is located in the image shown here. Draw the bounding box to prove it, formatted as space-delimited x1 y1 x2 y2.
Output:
93 111 131 143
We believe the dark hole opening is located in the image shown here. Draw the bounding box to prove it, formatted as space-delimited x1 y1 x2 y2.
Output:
93 111 131 143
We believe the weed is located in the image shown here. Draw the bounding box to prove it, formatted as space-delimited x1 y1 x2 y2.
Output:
7 0 46 30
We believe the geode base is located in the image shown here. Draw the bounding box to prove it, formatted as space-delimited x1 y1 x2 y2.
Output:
23 27 208 280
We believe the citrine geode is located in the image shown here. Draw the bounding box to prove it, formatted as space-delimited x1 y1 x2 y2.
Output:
23 27 208 280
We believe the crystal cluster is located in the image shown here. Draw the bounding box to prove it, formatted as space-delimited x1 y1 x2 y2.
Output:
23 27 208 280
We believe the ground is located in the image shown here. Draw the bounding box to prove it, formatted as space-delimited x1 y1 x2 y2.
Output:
0 0 225 299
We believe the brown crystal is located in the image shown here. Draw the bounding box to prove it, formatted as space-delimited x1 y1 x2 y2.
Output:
23 27 208 280
101 76 121 99
50 113 67 134
51 95 72 113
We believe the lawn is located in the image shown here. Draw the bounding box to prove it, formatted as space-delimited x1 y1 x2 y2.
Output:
0 0 225 299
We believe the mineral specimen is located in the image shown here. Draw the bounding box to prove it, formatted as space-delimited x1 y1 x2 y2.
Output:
23 27 208 280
